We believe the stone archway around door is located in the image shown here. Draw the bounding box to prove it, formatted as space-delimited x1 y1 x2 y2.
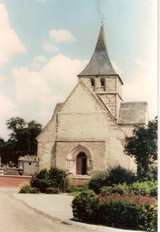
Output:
66 145 93 176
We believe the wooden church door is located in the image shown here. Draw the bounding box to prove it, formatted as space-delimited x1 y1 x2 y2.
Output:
76 152 87 175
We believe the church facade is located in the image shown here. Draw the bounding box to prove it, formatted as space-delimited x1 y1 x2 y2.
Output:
37 26 148 178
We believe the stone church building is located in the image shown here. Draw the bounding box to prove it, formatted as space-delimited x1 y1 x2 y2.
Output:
37 26 148 178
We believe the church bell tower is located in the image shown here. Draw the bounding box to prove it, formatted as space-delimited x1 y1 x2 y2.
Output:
78 26 123 119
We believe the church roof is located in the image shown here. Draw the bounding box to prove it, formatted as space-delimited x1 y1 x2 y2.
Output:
78 26 118 77
118 102 148 125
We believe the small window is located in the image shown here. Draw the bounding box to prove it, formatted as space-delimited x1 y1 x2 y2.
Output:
91 78 95 87
100 78 105 87
29 162 32 165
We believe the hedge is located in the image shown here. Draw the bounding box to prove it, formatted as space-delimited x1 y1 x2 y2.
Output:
72 190 157 231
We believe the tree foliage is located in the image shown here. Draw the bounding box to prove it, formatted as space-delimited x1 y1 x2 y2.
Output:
0 117 42 165
124 117 158 178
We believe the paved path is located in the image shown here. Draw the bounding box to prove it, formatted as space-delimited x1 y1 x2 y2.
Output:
14 192 74 221
14 189 144 232
0 187 97 232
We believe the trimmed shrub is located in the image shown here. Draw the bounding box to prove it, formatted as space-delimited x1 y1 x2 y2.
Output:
31 169 52 193
30 167 69 193
49 167 69 192
19 183 40 194
45 187 60 194
72 191 157 231
72 190 98 223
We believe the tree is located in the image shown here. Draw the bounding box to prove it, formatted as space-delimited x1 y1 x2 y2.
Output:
124 117 158 179
0 117 42 165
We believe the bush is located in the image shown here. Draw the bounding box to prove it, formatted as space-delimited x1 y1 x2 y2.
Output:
30 167 70 193
101 181 157 197
31 169 52 193
45 187 60 194
72 191 157 231
98 193 157 231
101 183 128 196
88 166 135 193
19 183 40 194
49 167 69 192
88 170 109 193
130 181 157 197
72 190 98 222
106 165 135 186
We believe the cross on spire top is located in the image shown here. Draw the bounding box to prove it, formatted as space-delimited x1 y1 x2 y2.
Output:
100 14 105 26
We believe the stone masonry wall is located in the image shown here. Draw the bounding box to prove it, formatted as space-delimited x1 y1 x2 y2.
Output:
55 141 107 175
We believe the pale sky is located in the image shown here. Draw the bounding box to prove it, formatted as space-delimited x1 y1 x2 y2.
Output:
0 0 158 140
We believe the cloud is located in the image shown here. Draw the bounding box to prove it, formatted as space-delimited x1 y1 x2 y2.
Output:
40 55 87 85
0 4 27 66
49 29 75 43
12 67 50 103
32 56 48 68
43 43 59 52
12 55 88 102
11 55 88 126
135 58 147 67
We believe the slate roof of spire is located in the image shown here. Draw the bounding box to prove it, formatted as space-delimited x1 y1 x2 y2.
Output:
78 26 118 77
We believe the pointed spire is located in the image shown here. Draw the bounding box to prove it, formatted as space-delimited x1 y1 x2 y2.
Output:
78 26 117 76
95 25 106 52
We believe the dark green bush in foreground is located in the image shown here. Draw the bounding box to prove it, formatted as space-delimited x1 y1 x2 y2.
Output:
72 190 98 223
30 169 52 193
72 191 157 231
30 167 69 193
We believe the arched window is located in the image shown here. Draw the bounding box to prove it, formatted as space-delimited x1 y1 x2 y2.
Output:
90 78 95 87
76 152 87 175
100 78 105 87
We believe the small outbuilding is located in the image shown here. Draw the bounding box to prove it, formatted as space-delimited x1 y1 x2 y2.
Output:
18 155 39 176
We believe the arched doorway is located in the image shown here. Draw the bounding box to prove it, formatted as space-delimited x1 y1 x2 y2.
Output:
76 152 87 175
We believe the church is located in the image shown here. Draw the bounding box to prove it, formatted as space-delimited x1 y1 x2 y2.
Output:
37 26 148 180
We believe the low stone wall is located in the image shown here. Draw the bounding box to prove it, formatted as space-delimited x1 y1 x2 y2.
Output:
71 176 91 186
0 175 32 187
